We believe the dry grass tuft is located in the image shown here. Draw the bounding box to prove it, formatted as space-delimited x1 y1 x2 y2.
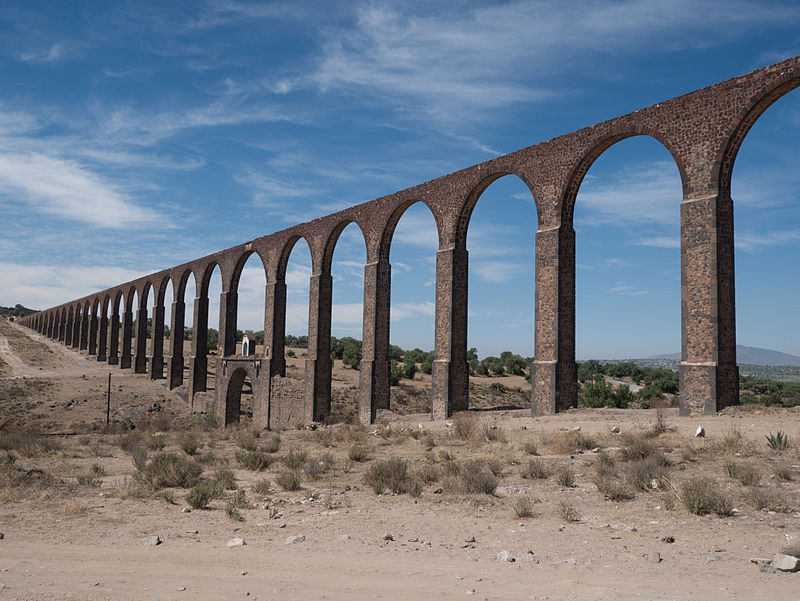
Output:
142 452 203 489
554 465 576 488
544 430 596 455
627 457 671 492
558 500 580 522
723 460 760 486
364 458 410 494
450 413 476 440
746 487 794 513
521 458 550 480
679 477 733 516
235 449 275 471
275 470 302 491
511 496 535 518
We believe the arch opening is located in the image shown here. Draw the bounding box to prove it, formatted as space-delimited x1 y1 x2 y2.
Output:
328 222 367 423
464 174 537 411
730 88 800 406
387 201 438 416
224 367 253 425
572 135 683 409
232 251 267 356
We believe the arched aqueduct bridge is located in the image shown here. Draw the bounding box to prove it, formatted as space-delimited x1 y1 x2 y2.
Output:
19 55 800 428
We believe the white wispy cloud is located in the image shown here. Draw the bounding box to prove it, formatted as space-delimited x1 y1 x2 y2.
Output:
636 236 680 249
0 262 149 309
736 229 800 252
0 152 161 228
471 260 530 284
391 301 435 320
575 160 682 226
18 42 68 63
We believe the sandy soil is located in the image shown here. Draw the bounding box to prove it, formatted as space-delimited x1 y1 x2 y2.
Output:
1 319 799 601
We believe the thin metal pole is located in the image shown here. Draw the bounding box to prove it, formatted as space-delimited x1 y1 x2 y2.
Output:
106 372 111 427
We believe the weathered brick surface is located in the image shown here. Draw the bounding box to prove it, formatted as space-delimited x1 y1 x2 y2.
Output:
22 56 800 422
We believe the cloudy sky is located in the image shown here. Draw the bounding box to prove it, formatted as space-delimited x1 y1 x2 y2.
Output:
1 0 799 359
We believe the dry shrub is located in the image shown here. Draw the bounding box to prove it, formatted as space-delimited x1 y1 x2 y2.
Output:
212 467 237 490
522 458 550 480
680 478 733 516
144 432 166 451
773 464 793 482
76 473 102 487
132 446 148 472
115 475 148 500
545 430 596 455
116 431 143 454
0 463 59 502
303 453 335 479
478 417 505 443
451 413 476 440
186 479 223 509
555 465 576 488
142 452 203 489
237 429 259 451
314 428 335 448
620 438 668 464
512 496 535 518
594 452 617 478
251 478 271 496
416 464 440 484
594 474 634 501
558 500 580 522
723 460 760 486
443 460 498 495
364 458 409 494
281 450 308 470
262 434 282 453
627 457 671 492
179 432 200 456
195 450 226 466
235 449 275 471
746 487 794 513
348 444 370 462
522 441 539 456
485 457 504 477
275 470 302 491
335 424 368 444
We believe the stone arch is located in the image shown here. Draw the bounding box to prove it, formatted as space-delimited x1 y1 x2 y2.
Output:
718 75 800 199
378 199 440 262
222 366 252 425
455 171 541 249
560 130 688 227
198 261 221 298
321 219 369 274
231 248 268 292
276 235 314 281
173 268 195 301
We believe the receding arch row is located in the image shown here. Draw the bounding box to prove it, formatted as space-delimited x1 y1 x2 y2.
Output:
20 55 800 422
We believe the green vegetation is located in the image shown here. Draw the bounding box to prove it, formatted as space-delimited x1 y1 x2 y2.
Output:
740 376 800 407
0 304 37 317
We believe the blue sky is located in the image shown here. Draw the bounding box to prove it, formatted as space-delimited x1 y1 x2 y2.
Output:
2 1 800 360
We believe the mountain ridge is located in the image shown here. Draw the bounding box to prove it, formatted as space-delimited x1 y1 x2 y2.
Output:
649 345 800 367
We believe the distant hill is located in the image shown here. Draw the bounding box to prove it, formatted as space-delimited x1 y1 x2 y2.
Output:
650 345 800 367
0 304 37 318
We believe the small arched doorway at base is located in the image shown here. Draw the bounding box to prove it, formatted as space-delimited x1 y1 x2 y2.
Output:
224 367 254 425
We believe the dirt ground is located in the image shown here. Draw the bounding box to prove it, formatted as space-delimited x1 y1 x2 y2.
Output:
1 319 799 601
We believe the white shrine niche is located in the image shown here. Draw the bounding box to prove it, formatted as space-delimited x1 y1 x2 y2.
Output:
241 335 249 357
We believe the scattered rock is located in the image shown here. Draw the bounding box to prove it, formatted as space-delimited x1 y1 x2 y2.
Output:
661 536 675 543
466 589 476 595
649 552 662 564
285 535 305 545
383 533 394 541
707 555 723 562
227 538 246 547
143 535 161 546
465 536 476 543
610 426 620 434
338 534 351 541
521 550 539 563
177 586 186 591
0 533 4 540
496 550 515 562
182 508 191 513
433 488 443 494
773 553 800 572
695 426 706 438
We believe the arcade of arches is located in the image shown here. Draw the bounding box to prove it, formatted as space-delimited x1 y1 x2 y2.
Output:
20 56 800 427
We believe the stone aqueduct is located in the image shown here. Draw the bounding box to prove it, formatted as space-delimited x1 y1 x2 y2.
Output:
19 56 800 427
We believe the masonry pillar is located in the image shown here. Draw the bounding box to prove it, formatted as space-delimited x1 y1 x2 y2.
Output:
431 245 469 420
679 191 739 414
79 313 89 350
149 303 165 379
219 290 238 358
108 314 120 365
168 300 185 388
264 279 287 378
120 309 133 368
58 316 66 342
305 271 332 423
531 224 577 415
97 315 108 361
88 312 98 355
133 306 148 373
359 258 391 424
71 314 81 349
64 314 73 346
189 296 209 401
